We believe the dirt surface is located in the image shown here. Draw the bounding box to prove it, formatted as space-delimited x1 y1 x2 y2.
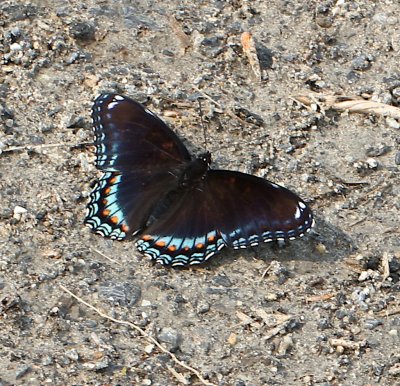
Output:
1 1 400 385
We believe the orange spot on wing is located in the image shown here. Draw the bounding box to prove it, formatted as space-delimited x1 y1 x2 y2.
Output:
102 198 108 205
142 235 153 241
102 209 111 216
104 187 111 194
183 246 190 252
155 240 166 248
110 216 119 224
208 235 216 242
196 243 204 249
109 176 117 184
121 224 129 233
168 245 177 252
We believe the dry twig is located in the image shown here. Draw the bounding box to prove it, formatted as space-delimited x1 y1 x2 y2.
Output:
1 142 90 153
90 247 123 266
292 93 400 119
60 285 216 386
191 85 248 125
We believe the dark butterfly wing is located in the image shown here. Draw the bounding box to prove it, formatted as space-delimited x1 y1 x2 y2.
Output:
91 94 191 171
207 170 313 247
136 170 313 267
85 94 190 238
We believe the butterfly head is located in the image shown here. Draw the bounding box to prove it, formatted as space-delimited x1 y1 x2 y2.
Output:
199 151 212 167
179 151 211 187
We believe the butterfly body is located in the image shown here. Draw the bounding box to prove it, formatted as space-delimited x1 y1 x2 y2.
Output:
85 94 313 267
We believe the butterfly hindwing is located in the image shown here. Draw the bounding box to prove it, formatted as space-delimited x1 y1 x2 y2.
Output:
206 170 313 248
135 170 313 266
85 169 182 238
135 184 226 266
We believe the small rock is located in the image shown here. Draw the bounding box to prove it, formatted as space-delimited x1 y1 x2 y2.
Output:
70 21 96 41
144 344 155 354
278 335 294 354
13 205 27 221
351 54 373 71
358 270 371 281
98 281 141 307
157 327 181 352
10 42 22 51
16 364 31 379
141 299 151 307
212 275 232 287
42 355 53 366
365 145 391 157
366 158 378 169
196 301 210 314
65 348 79 362
386 117 400 129
364 318 382 330
392 87 400 98
227 332 237 346
388 363 400 376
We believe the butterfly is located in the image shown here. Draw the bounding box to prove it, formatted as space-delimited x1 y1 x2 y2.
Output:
85 94 314 267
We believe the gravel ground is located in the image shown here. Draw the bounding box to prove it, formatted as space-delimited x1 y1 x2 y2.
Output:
1 1 400 385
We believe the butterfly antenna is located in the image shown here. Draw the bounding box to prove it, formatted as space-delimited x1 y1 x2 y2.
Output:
197 98 208 151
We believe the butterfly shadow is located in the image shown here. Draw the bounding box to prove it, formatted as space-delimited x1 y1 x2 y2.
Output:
201 216 355 270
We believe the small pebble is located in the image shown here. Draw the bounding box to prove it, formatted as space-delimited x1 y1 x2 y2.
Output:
392 87 400 98
386 117 400 129
144 344 155 354
16 364 31 379
227 332 238 345
351 54 373 71
13 205 27 221
315 243 327 254
70 21 96 41
196 301 210 314
366 158 378 169
157 327 181 352
65 348 79 362
364 318 382 330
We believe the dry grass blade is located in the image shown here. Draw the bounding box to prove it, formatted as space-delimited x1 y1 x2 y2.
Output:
292 93 400 119
170 17 191 53
1 142 91 153
60 285 216 386
167 365 190 385
241 31 261 81
91 247 123 266
306 293 335 303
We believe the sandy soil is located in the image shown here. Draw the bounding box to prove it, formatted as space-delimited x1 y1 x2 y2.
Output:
1 1 399 385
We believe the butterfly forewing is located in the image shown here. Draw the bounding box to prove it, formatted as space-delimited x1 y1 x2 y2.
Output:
85 94 190 239
92 94 191 171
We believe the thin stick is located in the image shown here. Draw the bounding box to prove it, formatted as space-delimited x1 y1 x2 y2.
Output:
2 142 91 153
192 86 248 125
91 247 123 266
60 285 216 386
